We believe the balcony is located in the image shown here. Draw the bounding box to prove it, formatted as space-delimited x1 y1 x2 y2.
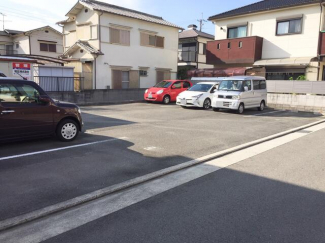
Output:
0 49 18 55
178 51 197 63
206 36 263 65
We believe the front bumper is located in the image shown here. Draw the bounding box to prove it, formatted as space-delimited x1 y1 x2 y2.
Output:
212 98 240 110
144 93 163 102
176 97 201 107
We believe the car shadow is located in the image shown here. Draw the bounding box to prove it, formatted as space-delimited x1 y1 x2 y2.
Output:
0 132 195 222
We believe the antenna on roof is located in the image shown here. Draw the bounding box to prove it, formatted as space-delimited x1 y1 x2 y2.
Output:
0 12 11 31
197 13 207 32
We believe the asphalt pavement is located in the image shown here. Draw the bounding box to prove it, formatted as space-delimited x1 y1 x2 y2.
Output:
0 103 323 221
44 125 325 243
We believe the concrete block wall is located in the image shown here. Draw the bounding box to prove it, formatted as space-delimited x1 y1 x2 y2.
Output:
47 89 146 106
267 93 325 113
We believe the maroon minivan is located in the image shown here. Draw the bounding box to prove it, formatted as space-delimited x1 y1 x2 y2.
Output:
0 78 83 142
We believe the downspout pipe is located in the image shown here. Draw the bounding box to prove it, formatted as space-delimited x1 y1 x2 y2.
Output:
317 2 324 81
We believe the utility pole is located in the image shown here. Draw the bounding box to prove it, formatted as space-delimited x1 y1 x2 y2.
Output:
197 13 207 31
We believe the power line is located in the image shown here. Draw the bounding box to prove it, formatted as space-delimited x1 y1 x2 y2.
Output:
0 8 55 23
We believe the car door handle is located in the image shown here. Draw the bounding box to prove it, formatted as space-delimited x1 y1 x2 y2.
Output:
1 110 15 115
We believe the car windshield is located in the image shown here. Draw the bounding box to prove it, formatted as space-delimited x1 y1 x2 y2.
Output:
218 80 243 91
188 84 213 92
155 81 172 88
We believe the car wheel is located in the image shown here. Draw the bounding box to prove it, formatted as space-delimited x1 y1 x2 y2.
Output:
163 95 170 104
203 99 211 110
258 101 265 111
56 119 79 142
213 108 220 112
238 103 245 114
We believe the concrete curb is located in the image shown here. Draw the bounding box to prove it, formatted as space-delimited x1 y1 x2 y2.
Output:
1 118 325 232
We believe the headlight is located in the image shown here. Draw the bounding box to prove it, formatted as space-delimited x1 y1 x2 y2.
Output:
145 89 148 94
192 94 203 100
157 90 164 95
232 95 240 100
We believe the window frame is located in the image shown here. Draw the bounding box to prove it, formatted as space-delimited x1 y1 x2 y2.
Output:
109 27 130 46
40 42 57 53
227 25 247 39
140 32 165 49
276 17 303 36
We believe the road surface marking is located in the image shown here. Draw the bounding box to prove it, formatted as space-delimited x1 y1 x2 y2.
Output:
244 110 284 117
1 122 324 243
0 137 127 162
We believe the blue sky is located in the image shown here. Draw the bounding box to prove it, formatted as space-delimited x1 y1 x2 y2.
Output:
2 0 258 34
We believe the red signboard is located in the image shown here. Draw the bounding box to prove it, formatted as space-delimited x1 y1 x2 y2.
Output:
12 62 31 78
12 63 31 69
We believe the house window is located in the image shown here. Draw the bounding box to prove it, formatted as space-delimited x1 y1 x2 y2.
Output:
140 70 148 77
16 43 19 49
277 18 302 35
122 71 130 89
227 26 247 38
180 43 196 62
217 43 221 50
90 25 98 39
202 43 206 55
140 32 164 48
40 43 56 52
109 28 130 45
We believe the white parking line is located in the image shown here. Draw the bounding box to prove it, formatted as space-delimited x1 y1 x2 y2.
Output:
245 110 284 117
2 122 325 243
0 137 127 162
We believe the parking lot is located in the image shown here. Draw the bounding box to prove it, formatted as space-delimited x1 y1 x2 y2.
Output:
0 102 323 221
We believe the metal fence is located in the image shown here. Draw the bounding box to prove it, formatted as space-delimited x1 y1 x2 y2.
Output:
267 80 325 95
34 76 84 92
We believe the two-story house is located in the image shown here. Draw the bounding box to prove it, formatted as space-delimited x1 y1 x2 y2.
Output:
0 26 63 58
0 26 66 80
178 24 214 78
58 0 182 90
207 0 325 80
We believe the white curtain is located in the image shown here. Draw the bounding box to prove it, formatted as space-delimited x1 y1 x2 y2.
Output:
277 22 289 35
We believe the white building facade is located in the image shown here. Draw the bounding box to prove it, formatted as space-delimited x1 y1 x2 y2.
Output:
208 0 325 81
59 0 182 90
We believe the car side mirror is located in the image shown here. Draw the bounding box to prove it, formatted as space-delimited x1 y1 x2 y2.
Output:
244 86 249 92
39 96 51 103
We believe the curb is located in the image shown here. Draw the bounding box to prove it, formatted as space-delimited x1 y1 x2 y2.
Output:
1 119 325 232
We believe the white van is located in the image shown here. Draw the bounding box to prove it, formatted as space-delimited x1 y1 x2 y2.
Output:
211 76 267 114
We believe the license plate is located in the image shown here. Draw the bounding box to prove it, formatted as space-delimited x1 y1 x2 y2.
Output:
148 93 153 99
181 99 186 105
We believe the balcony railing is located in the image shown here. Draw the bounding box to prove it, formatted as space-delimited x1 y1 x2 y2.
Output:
178 51 197 63
0 49 18 55
206 36 263 65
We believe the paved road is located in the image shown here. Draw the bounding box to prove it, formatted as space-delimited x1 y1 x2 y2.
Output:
0 103 323 221
44 124 325 243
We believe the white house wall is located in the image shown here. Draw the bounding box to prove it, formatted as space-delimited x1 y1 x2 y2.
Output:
96 13 179 89
28 29 63 58
213 4 321 59
12 35 30 55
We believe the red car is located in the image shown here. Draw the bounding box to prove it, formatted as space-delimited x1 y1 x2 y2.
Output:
144 80 192 104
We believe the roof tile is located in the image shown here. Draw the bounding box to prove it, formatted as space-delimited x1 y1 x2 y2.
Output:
209 0 322 20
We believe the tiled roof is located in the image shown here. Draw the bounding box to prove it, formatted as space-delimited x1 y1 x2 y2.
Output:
209 0 322 20
77 40 103 55
80 0 183 29
179 29 214 39
63 40 103 57
2 29 23 36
